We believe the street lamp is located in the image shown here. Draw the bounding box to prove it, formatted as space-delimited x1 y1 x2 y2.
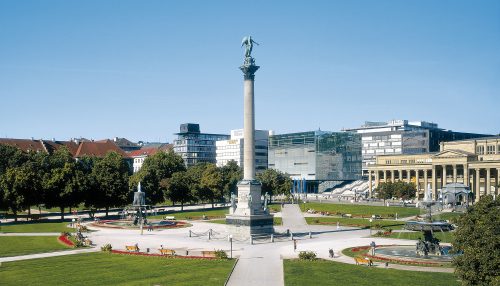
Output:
229 235 233 259
369 218 373 236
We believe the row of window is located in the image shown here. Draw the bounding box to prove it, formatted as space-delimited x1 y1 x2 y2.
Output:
476 145 500 155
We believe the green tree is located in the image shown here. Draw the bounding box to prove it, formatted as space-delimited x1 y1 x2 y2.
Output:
200 164 223 208
220 161 242 199
0 167 31 221
257 169 293 201
90 151 130 217
138 151 185 205
375 181 416 203
0 145 27 175
187 162 210 204
452 195 499 286
42 148 84 219
165 171 193 210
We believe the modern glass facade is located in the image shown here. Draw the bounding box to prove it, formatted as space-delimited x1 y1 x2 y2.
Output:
173 123 229 167
268 131 362 181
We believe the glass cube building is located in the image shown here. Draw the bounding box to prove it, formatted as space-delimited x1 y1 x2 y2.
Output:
268 131 362 191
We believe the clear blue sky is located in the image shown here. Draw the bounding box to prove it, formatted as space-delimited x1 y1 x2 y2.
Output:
1 0 499 142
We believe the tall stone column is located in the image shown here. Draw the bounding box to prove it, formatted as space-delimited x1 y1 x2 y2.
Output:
391 170 395 182
464 164 470 186
486 168 491 195
368 171 373 198
475 168 481 202
453 165 457 183
226 38 273 240
375 170 379 188
407 170 411 184
442 165 447 188
432 166 437 199
399 169 403 181
383 170 387 182
497 168 500 196
415 170 420 194
424 169 428 200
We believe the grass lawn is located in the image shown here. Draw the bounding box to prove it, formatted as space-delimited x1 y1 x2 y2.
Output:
208 217 283 225
301 202 421 218
0 221 73 233
148 207 229 220
305 217 405 229
432 212 463 222
0 236 72 257
284 259 460 286
0 252 234 286
376 231 455 243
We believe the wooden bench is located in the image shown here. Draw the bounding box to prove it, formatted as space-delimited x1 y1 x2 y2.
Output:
125 245 139 252
354 257 373 266
159 249 176 256
164 216 175 220
201 251 216 258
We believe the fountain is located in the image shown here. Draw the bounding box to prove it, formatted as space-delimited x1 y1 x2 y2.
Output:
91 182 186 231
404 184 453 256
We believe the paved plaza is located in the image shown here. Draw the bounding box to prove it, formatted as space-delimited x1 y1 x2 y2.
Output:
0 204 454 286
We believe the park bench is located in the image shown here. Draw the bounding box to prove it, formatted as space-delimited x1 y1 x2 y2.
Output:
125 245 139 252
201 251 217 258
159 249 176 256
343 214 352 218
164 216 175 220
354 257 373 266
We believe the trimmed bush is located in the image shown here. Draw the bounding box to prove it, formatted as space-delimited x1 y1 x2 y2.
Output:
298 251 317 260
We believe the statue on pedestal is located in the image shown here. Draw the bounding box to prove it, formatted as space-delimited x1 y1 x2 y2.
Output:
241 36 259 58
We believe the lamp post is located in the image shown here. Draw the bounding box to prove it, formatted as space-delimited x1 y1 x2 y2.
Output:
369 218 373 236
229 235 233 259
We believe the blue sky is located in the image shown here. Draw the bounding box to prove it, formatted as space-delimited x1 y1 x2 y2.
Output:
1 0 499 142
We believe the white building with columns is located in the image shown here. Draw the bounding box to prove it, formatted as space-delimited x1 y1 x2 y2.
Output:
368 136 500 202
216 129 272 173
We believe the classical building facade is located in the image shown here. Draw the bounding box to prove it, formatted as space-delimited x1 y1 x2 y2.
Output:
344 120 490 176
367 136 500 202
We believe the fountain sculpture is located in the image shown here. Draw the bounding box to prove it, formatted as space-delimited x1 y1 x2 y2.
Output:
404 185 453 256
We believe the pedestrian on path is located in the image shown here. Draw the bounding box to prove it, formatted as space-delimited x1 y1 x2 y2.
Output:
293 239 297 252
329 248 334 258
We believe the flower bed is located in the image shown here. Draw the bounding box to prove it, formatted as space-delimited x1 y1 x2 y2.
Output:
58 234 75 247
110 250 217 260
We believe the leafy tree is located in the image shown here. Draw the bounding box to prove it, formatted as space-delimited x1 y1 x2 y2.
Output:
42 148 82 219
257 169 293 201
187 162 210 204
165 171 193 210
220 160 242 199
138 151 185 205
90 151 130 217
0 167 30 221
0 145 28 175
375 181 416 203
200 164 223 208
453 195 499 286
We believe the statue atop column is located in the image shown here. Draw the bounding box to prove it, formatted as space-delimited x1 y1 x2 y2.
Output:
240 36 260 80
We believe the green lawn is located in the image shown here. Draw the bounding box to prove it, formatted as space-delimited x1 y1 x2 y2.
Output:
0 252 234 286
148 207 229 220
0 236 72 257
305 217 405 229
209 217 283 225
432 212 463 222
376 231 455 243
0 221 73 233
301 202 421 218
284 259 460 286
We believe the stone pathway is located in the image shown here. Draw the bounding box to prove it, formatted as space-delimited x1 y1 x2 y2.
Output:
281 204 308 232
0 248 100 263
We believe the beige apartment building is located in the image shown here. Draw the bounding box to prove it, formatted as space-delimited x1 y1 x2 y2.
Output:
367 136 500 202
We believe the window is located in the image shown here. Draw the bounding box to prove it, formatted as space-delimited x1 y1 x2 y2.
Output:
476 146 485 155
486 145 495 155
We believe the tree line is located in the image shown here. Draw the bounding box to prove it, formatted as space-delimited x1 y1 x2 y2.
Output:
0 145 292 220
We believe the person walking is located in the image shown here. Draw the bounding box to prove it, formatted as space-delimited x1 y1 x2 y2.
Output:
329 248 334 258
293 239 297 252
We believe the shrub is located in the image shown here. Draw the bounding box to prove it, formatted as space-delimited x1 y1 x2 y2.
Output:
298 251 317 260
214 249 228 259
101 244 113 252
313 219 320 224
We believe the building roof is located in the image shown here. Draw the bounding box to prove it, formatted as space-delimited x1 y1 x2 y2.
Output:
74 140 127 158
0 138 47 153
128 145 173 158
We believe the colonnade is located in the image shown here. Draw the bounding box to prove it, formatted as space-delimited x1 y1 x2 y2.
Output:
368 164 500 202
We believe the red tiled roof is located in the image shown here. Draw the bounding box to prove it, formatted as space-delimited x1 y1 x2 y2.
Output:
0 138 47 153
74 140 127 158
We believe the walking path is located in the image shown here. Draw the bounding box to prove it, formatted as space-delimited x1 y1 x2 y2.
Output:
0 248 99 263
281 204 308 232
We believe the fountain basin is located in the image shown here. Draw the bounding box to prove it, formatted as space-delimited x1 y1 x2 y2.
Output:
404 221 454 232
91 219 189 229
374 245 455 263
